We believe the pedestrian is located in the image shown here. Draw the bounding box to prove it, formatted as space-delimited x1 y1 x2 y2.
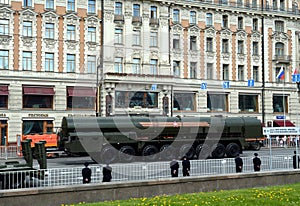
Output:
170 159 179 177
82 162 92 184
102 164 112 182
182 156 190 176
253 153 261 172
293 150 300 169
235 153 243 173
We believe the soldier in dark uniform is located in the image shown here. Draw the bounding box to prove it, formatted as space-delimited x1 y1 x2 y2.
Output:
82 162 92 184
182 156 190 176
235 154 243 173
253 153 261 172
293 150 300 169
170 159 179 177
102 164 112 182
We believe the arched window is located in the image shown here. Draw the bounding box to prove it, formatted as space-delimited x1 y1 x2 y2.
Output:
275 42 284 56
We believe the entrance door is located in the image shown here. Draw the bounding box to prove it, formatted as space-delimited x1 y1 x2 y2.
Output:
0 121 8 146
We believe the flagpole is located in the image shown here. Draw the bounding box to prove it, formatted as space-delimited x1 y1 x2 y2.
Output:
283 66 285 127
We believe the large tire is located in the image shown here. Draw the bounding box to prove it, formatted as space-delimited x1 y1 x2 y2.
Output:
225 143 241 158
179 144 195 159
142 145 159 161
250 142 261 151
159 144 176 160
211 143 226 158
196 144 211 159
119 145 136 162
100 145 118 163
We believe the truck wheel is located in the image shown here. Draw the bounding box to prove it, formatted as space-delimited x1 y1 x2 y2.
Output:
212 143 225 158
159 144 175 160
196 144 210 159
250 142 261 151
225 143 240 157
119 146 136 162
179 144 195 159
100 145 118 163
142 145 158 161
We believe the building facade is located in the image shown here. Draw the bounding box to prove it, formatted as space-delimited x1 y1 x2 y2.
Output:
1 0 300 144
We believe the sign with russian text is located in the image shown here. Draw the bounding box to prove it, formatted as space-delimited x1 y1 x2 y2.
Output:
263 127 300 135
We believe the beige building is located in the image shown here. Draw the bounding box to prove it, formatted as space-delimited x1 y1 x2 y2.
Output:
1 0 300 144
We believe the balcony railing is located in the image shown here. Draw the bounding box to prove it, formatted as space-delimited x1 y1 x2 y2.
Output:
273 55 292 63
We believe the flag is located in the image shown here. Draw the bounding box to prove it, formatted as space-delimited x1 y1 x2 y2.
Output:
292 67 298 75
276 66 284 80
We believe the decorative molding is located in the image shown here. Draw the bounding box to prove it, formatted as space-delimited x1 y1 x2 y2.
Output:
271 32 289 42
44 38 57 49
0 35 12 45
0 7 13 19
86 42 98 51
21 9 36 21
205 27 216 38
222 52 230 60
65 40 78 50
22 36 35 48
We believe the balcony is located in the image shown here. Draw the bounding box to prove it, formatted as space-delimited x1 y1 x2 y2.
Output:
114 14 124 23
132 16 142 25
149 18 159 27
273 55 292 63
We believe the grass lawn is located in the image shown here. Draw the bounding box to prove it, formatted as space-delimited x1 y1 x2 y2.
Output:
65 182 300 206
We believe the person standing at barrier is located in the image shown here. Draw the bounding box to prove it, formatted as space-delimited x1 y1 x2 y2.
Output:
82 162 92 184
235 154 243 173
170 159 179 177
102 164 112 182
253 153 261 172
293 151 300 169
182 156 190 176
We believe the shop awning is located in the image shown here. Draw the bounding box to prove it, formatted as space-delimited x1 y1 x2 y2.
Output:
273 120 295 127
0 85 8 95
23 86 55 95
67 87 96 97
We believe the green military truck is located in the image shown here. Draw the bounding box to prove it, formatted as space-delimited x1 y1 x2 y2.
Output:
59 116 263 163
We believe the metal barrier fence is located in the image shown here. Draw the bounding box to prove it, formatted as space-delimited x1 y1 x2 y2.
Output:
0 146 19 159
0 154 297 190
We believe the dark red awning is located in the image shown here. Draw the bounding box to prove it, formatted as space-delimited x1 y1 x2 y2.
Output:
67 87 96 97
0 85 8 95
273 120 295 127
23 86 55 95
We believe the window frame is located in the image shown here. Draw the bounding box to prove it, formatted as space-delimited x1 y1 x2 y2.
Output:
88 0 96 14
87 55 96 73
207 93 228 112
0 19 9 35
173 93 195 111
87 26 96 42
67 25 76 41
66 54 76 73
67 0 75 12
23 21 32 37
45 23 55 39
238 94 259 113
0 50 9 70
150 59 158 75
22 51 32 71
45 52 54 72
114 57 123 73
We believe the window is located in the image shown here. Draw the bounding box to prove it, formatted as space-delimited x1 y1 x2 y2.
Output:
239 94 258 112
275 42 284 56
207 93 228 112
253 18 258 31
23 120 54 135
0 0 9 5
173 34 180 49
22 51 32 71
207 63 213 80
67 0 75 12
253 0 257 8
45 53 54 72
253 42 259 55
190 11 196 24
46 0 54 9
222 39 229 53
173 9 179 23
67 87 95 109
206 37 213 52
115 2 122 15
190 36 197 51
132 30 141 45
253 66 259 82
45 23 54 39
114 28 123 44
237 40 244 54
206 13 213 27
190 62 197 79
150 59 158 75
87 55 96 73
115 91 158 108
150 31 158 47
220 0 228 4
222 15 228 28
23 0 32 7
114 57 123 73
173 93 195 111
150 6 157 19
88 0 96 14
67 25 75 41
275 20 284 32
238 17 243 30
133 4 140 17
87 27 96 42
67 54 75 73
23 86 54 109
173 61 180 77
0 50 8 70
273 95 288 113
132 58 140 74
238 65 244 81
237 0 243 6
223 64 229 80
0 94 8 109
273 0 278 9
23 21 32 37
0 19 9 35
